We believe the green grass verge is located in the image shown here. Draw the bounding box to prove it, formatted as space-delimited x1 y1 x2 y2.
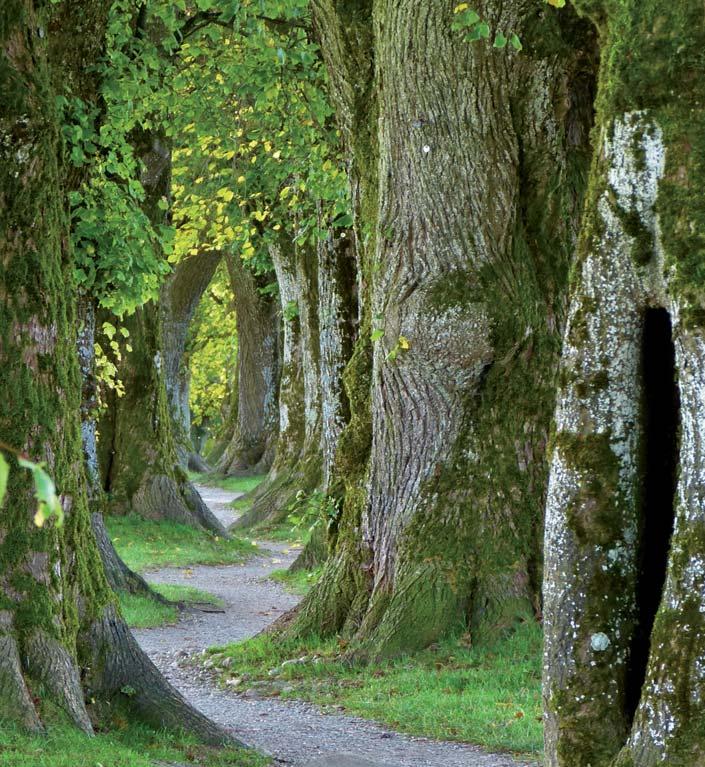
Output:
0 721 268 767
106 515 257 573
269 567 321 596
119 584 224 629
204 622 543 758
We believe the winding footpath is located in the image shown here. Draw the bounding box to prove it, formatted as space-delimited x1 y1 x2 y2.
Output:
133 485 535 767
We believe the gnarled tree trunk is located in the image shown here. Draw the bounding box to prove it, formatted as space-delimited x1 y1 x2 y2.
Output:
0 2 232 742
290 0 595 657
217 252 279 476
543 3 705 765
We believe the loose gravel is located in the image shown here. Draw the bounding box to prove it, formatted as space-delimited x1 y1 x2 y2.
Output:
134 484 536 767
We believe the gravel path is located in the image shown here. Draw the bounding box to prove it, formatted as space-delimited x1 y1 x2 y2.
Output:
134 484 535 767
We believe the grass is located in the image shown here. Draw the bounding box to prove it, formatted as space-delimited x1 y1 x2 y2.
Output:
119 584 224 629
106 514 258 573
204 621 543 759
269 567 321 596
0 720 268 767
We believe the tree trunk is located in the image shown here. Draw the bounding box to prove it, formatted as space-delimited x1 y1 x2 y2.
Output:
100 131 226 535
217 253 279 476
232 240 323 530
100 301 226 535
290 0 595 656
317 227 357 491
0 2 232 742
78 297 160 598
543 3 705 765
161 250 222 470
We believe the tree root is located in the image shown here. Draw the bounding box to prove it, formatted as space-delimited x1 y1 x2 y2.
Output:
0 633 44 733
132 475 228 537
81 603 237 746
92 512 169 602
187 452 210 473
25 630 94 734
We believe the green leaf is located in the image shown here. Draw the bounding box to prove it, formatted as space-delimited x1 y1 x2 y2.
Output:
476 21 490 39
493 33 507 48
371 329 384 342
0 454 8 508
18 458 64 527
510 34 523 51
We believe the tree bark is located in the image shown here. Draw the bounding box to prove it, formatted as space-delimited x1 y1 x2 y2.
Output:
543 2 705 765
317 227 357 492
232 240 323 530
291 0 595 657
161 250 222 470
0 2 233 742
217 252 279 476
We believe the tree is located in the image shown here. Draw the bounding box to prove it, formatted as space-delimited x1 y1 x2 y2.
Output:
542 2 705 765
216 252 280 476
161 250 223 471
98 130 226 535
289 0 596 657
232 237 324 529
0 0 229 741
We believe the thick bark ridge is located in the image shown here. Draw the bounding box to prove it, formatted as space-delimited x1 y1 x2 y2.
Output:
543 3 705 765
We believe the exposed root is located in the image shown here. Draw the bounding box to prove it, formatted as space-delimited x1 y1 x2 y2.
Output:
81 603 237 746
187 452 210 473
25 630 94 734
0 633 43 732
92 512 168 602
289 525 327 572
132 475 228 537
231 462 319 531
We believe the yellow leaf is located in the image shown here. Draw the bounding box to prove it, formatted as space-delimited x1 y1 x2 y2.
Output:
237 175 246 184
454 2 469 11
398 336 410 350
546 0 565 5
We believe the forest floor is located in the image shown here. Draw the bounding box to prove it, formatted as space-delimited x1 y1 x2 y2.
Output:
131 484 538 767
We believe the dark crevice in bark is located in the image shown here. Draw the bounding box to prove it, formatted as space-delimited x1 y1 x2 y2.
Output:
626 307 680 723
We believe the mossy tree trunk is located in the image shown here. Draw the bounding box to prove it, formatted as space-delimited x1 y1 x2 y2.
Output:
100 132 226 535
543 3 705 765
78 297 158 598
161 250 222 471
217 252 279 476
232 240 323 530
290 0 595 657
0 1 231 741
